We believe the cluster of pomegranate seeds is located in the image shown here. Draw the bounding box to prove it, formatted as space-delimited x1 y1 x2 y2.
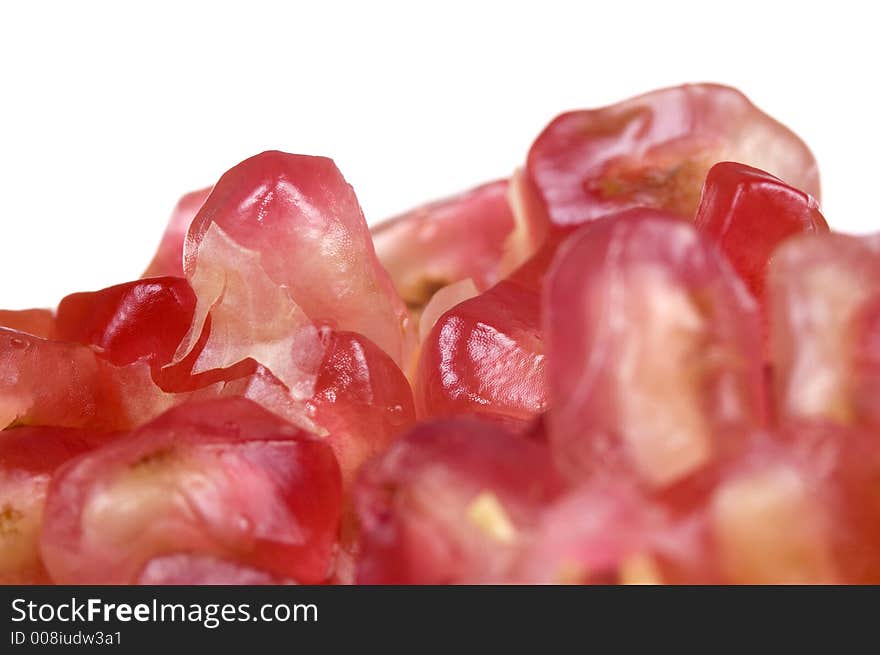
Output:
2 83 877 584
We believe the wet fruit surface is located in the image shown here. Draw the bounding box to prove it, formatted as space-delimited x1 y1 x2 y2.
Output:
183 151 410 369
768 233 880 426
519 84 820 254
307 330 415 488
695 162 828 304
40 398 341 584
414 274 546 422
3 84 876 584
544 210 764 487
0 426 109 583
372 180 515 311
0 309 56 339
57 277 196 369
354 416 564 583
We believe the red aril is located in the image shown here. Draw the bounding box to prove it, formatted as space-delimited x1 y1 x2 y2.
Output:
371 180 515 311
0 328 176 431
513 481 668 584
698 424 880 584
40 397 342 584
181 151 410 373
355 416 564 583
706 439 837 584
56 277 196 370
517 427 875 584
545 210 765 488
694 162 828 304
306 331 416 583
852 296 880 428
414 277 545 422
768 232 880 425
0 426 107 583
417 279 479 344
764 421 880 583
306 330 415 488
165 325 414 444
2 87 873 586
520 84 820 253
0 309 56 339
143 187 212 279
413 239 563 422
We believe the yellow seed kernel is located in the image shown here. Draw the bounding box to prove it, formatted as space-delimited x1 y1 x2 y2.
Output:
620 553 663 585
466 491 516 544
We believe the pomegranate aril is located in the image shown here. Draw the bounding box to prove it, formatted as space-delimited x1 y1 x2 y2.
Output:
697 425 880 584
183 150 410 369
0 309 56 339
514 481 666 584
56 276 196 370
40 397 342 584
173 214 324 402
773 420 880 583
694 162 828 304
522 84 819 252
710 453 836 584
767 232 880 425
517 427 878 585
0 426 108 583
355 416 564 584
0 328 176 431
412 238 563 423
852 296 880 428
307 330 415 488
417 278 479 344
371 180 515 312
2 84 871 586
143 186 212 279
545 210 765 488
662 426 880 584
306 331 416 582
414 275 546 422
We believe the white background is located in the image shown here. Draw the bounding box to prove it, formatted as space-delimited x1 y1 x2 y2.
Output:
1 1 877 309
